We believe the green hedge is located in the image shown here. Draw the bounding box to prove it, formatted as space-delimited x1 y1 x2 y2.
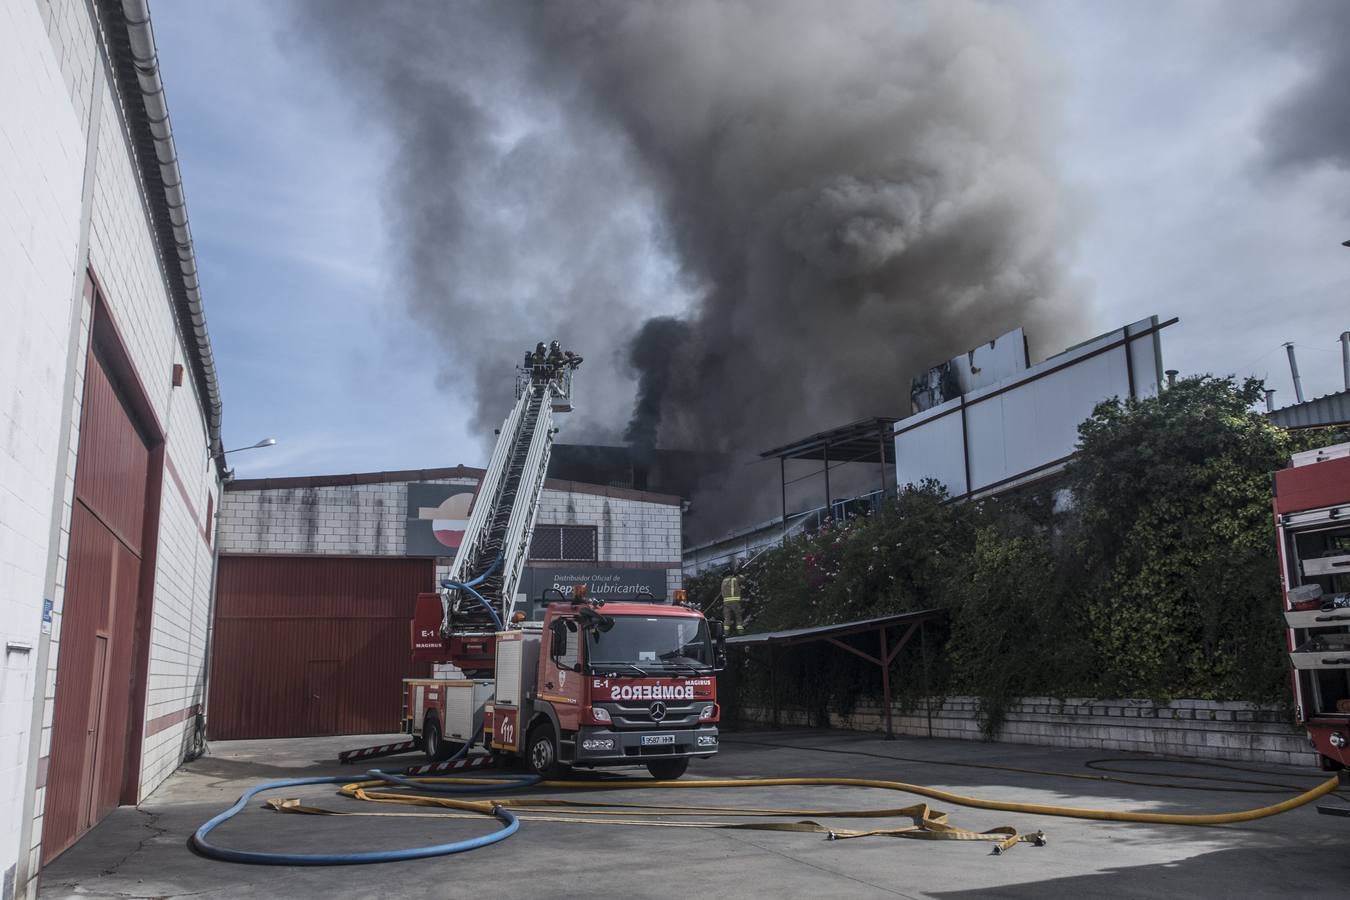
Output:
702 376 1346 737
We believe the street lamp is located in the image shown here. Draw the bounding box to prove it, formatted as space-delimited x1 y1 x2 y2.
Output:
219 437 277 456
210 437 277 478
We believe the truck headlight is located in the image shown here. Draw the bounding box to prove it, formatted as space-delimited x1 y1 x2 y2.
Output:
590 706 611 723
1332 732 1347 749
582 738 615 751
697 734 718 747
699 704 716 721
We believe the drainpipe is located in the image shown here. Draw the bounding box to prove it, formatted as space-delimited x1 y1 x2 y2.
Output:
117 0 224 465
1283 343 1305 404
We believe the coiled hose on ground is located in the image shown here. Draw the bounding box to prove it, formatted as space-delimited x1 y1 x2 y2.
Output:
190 733 540 865
193 758 1339 864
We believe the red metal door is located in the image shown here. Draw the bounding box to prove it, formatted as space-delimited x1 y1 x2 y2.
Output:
44 352 152 863
305 660 340 736
208 556 434 739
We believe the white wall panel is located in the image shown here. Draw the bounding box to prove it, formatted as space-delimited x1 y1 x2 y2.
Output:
894 400 967 496
894 317 1166 498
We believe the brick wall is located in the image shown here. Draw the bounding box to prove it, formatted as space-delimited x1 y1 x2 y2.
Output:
742 696 1317 767
219 478 684 594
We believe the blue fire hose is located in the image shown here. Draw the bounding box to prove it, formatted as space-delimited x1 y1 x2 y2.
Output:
191 736 538 865
442 556 505 630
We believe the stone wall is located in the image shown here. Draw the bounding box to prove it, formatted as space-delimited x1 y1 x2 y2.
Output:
742 696 1317 767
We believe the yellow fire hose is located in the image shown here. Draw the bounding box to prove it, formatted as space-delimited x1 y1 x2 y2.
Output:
258 771 1342 856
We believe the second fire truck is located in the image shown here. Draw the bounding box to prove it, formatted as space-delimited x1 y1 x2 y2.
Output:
1273 440 1350 815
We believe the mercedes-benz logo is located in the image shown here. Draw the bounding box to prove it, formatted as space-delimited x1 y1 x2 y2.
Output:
649 701 667 722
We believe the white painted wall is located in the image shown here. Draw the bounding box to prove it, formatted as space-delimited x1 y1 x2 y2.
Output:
5 1 223 891
0 0 86 888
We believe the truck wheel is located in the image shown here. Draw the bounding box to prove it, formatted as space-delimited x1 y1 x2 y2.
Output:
646 758 689 781
525 723 564 778
423 716 463 762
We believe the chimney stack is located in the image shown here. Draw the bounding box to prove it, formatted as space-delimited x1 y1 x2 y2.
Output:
1264 388 1276 412
1165 369 1178 388
1283 343 1305 404
1340 331 1349 392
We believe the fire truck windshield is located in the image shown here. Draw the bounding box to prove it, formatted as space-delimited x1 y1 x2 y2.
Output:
586 615 713 673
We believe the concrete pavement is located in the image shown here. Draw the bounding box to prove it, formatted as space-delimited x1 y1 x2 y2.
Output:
37 728 1350 899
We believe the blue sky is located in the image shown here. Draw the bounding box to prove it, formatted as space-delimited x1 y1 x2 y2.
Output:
154 2 478 478
152 2 1350 479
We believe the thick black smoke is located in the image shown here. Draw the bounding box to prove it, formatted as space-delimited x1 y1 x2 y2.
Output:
299 0 1085 527
623 316 693 449
1261 0 1350 172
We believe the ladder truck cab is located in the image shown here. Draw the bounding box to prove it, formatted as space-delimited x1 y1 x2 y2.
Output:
404 346 725 780
1274 441 1350 804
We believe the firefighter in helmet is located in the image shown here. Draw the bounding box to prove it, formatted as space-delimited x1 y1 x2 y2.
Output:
546 340 565 371
720 562 745 635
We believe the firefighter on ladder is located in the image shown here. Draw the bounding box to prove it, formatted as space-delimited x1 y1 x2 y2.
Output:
720 564 745 635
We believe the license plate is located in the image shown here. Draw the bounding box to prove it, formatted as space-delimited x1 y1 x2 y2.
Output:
640 734 675 746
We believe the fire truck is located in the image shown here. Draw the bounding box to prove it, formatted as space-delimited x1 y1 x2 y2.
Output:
402 347 724 780
1274 440 1350 794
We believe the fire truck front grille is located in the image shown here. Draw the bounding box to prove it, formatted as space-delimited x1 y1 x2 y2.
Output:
623 743 692 757
599 702 701 729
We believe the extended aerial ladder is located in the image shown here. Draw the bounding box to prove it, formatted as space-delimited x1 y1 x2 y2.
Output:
437 350 577 637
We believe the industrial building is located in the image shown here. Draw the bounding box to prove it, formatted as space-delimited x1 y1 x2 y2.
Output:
0 1 222 893
212 468 682 741
685 316 1172 574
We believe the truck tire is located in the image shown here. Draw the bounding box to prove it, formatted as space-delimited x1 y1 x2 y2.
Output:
646 758 689 781
423 716 463 762
525 723 565 778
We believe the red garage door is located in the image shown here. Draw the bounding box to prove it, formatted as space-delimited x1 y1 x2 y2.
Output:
44 349 155 863
208 556 433 740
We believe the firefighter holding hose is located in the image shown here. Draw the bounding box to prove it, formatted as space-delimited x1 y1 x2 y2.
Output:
720 563 745 635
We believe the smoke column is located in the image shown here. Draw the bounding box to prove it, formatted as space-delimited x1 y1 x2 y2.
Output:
1260 0 1350 172
300 0 1086 526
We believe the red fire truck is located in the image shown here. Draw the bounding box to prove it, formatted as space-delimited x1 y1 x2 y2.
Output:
399 346 723 779
408 589 721 779
1274 440 1350 788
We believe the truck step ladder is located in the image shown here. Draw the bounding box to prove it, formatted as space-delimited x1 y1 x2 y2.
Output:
337 738 423 765
403 754 498 776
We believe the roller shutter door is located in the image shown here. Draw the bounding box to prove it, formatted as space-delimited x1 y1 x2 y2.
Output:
207 556 433 739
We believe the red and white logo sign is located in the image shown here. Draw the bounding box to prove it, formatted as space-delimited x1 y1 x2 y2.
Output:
417 490 474 549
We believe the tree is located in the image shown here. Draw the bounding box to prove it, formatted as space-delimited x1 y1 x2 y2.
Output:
1066 376 1293 700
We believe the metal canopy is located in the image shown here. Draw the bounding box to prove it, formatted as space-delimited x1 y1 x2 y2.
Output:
726 608 946 738
758 416 899 463
725 608 945 646
758 417 901 529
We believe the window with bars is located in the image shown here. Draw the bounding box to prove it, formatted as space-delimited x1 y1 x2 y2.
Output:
530 525 597 561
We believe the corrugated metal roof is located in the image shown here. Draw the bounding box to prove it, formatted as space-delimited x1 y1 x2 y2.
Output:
1268 390 1350 430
